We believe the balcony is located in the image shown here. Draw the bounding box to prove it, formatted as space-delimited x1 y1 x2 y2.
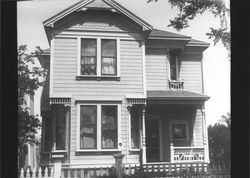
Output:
168 80 184 90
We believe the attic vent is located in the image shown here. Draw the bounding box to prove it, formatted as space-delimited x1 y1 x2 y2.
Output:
50 98 71 105
126 98 146 105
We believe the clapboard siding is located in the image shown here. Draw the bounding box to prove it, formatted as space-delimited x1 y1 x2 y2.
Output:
146 49 169 90
52 38 143 165
52 38 144 97
179 53 203 93
193 106 204 147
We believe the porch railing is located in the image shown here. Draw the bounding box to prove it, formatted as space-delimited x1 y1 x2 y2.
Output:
171 144 205 163
168 80 184 90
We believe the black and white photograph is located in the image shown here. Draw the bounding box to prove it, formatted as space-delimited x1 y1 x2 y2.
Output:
17 0 230 177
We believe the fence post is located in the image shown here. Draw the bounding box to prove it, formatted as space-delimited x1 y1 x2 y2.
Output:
170 143 174 163
113 153 125 178
53 162 62 178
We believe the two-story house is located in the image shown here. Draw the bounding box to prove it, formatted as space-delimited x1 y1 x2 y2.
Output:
39 0 210 169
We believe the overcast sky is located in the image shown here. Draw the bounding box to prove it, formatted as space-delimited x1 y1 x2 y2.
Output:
17 0 230 126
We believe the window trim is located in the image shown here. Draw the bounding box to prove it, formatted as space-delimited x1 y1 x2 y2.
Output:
77 37 120 78
76 103 121 152
169 120 189 141
169 51 179 81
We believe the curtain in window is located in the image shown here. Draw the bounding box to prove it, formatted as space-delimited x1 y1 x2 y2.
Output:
101 39 117 75
80 106 97 149
101 106 117 148
81 39 97 75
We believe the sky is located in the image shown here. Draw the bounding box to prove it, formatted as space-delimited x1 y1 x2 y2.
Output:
17 0 230 126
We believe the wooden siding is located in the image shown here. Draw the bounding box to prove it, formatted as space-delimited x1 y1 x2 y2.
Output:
179 53 203 93
52 37 143 165
145 49 169 90
52 38 143 97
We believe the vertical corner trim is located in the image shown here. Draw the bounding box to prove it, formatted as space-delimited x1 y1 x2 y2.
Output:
49 37 54 97
142 40 146 97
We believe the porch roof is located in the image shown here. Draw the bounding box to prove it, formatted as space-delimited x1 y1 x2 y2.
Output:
147 90 210 101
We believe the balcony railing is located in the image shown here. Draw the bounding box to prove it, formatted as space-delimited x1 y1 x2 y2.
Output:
170 144 205 163
168 80 184 90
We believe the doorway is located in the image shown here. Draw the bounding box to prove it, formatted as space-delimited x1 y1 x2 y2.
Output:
145 116 162 162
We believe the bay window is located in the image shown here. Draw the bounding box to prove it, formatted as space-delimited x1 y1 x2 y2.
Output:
78 104 120 151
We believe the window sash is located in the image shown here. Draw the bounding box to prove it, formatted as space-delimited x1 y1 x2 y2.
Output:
80 105 97 149
81 39 97 75
131 107 140 149
170 52 178 80
101 105 118 149
55 106 66 150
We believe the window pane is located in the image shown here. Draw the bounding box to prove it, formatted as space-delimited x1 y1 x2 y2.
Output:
131 107 140 149
101 39 116 57
81 39 97 56
101 106 117 149
81 39 97 75
55 106 66 150
80 106 97 149
172 124 187 139
44 116 51 151
170 52 178 80
101 57 116 75
81 57 96 75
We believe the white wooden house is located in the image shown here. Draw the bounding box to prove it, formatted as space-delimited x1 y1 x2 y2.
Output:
39 0 210 168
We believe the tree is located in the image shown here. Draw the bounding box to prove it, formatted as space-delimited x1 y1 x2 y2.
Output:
148 0 230 52
18 45 47 168
208 113 231 163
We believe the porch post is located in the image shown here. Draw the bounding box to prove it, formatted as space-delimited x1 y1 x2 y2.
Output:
141 105 147 164
201 103 210 163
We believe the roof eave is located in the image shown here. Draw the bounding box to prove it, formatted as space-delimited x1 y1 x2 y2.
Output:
147 96 210 101
43 0 153 31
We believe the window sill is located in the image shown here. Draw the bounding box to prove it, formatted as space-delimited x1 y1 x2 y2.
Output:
51 150 67 158
76 76 120 81
75 149 121 155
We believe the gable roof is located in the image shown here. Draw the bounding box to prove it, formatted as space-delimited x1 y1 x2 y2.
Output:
43 0 152 31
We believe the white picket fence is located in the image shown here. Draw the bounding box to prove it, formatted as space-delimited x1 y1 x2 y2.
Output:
19 167 54 178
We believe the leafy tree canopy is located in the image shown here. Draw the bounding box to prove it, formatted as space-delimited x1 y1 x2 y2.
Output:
148 0 230 52
18 45 47 148
208 113 231 163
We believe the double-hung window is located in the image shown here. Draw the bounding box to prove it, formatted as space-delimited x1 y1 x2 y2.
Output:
78 104 120 151
78 38 119 78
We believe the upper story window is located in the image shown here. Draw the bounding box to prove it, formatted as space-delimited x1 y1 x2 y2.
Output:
169 51 179 81
101 39 117 75
78 38 120 80
81 39 97 75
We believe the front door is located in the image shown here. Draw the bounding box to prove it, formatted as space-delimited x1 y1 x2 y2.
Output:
146 118 160 162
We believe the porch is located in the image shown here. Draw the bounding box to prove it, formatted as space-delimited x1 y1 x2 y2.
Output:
136 90 210 165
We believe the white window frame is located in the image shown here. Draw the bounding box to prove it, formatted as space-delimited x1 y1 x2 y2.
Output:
76 103 121 152
77 37 120 77
169 120 189 141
